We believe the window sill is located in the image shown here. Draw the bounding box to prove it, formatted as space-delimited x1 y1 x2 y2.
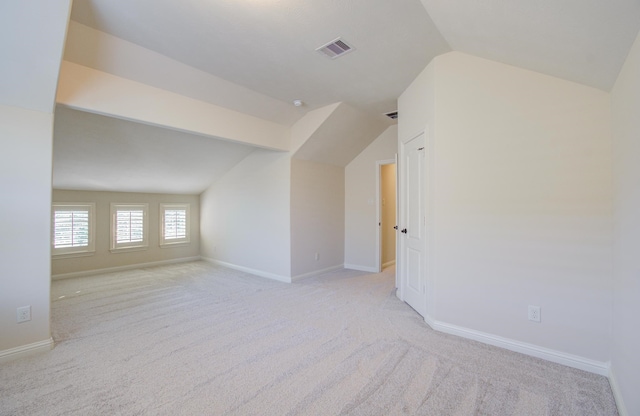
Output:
160 241 190 248
52 250 95 260
110 245 149 254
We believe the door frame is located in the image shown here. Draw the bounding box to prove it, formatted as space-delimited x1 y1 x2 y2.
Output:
375 158 397 274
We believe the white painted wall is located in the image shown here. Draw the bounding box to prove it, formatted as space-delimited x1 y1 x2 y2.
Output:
344 126 398 271
51 190 200 277
63 22 302 126
200 149 291 281
293 102 390 167
610 29 640 416
0 1 71 113
290 103 341 154
397 62 435 145
57 61 289 151
0 0 71 358
290 159 345 278
399 52 613 365
0 106 55 354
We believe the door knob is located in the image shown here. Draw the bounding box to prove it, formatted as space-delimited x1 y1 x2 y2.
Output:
401 228 407 234
393 225 398 230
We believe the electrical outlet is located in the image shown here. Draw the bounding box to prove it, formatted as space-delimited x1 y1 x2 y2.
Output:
17 305 31 323
528 305 541 323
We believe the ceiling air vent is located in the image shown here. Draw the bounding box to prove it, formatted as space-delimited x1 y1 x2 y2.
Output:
385 111 398 120
316 38 354 59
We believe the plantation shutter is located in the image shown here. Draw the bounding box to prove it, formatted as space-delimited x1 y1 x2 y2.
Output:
116 209 145 244
164 209 187 240
54 209 89 248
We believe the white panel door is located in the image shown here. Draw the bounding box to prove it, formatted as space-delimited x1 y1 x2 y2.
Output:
400 132 426 316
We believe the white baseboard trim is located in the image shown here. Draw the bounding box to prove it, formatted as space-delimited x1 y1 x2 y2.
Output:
202 257 291 283
609 367 628 416
382 260 396 268
0 337 54 363
424 314 436 328
424 316 610 376
343 263 378 273
291 265 344 282
52 256 202 280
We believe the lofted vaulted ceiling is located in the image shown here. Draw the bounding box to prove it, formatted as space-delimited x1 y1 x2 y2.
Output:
53 107 255 194
69 0 640 110
69 0 450 118
54 0 640 194
420 0 640 91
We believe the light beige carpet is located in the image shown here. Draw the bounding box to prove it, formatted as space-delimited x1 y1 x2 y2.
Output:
0 261 617 415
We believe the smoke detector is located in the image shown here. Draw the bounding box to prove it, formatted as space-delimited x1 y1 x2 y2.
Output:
316 38 354 59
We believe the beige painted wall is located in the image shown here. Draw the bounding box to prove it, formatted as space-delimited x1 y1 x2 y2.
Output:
52 190 200 277
399 51 613 364
611 28 640 416
290 158 345 278
381 164 396 266
345 126 398 271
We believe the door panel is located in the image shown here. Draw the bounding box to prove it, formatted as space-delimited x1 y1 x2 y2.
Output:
400 132 426 316
407 247 421 292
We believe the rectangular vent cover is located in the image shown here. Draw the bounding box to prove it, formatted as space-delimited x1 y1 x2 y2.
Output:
316 38 354 59
385 111 398 120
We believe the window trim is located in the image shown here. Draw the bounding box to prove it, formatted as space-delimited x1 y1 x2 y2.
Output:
159 203 191 248
110 203 149 253
52 203 96 258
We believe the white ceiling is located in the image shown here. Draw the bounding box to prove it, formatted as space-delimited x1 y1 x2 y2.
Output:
53 107 255 194
420 0 640 91
69 0 640 111
69 0 450 117
55 0 640 194
62 21 305 126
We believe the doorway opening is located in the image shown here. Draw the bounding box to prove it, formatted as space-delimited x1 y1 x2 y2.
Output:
376 159 397 274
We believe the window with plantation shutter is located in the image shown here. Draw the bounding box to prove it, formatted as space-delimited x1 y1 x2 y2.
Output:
52 203 96 257
160 203 190 247
110 203 149 252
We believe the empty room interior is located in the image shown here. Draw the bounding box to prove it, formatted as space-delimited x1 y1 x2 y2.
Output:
1 0 639 414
